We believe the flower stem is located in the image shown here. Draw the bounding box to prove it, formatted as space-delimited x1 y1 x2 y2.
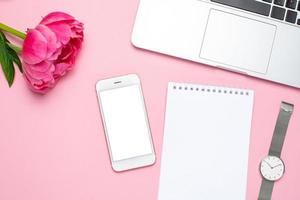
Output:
0 23 26 39
8 43 22 54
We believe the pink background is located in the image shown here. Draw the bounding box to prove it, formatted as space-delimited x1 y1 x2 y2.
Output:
1 0 300 199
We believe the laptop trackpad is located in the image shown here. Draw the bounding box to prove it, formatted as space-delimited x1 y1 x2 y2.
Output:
200 10 276 74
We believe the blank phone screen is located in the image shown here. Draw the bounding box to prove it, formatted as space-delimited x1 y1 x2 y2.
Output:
99 85 153 161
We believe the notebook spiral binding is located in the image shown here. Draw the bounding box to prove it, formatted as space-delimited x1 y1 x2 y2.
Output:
171 83 249 96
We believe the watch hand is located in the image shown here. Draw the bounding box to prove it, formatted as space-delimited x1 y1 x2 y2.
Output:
271 163 282 169
263 160 272 168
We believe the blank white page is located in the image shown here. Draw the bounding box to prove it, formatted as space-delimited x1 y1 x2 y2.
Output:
159 82 254 200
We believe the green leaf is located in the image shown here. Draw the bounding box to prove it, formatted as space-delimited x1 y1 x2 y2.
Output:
0 31 23 87
8 47 23 73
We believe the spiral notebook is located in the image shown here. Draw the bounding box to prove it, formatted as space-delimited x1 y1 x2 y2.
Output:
159 82 254 200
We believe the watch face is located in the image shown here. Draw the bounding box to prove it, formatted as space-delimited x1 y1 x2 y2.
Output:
260 156 285 181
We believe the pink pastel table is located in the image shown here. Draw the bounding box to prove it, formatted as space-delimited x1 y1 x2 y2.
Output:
1 0 300 199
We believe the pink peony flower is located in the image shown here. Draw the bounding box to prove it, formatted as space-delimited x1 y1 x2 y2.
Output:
22 12 84 94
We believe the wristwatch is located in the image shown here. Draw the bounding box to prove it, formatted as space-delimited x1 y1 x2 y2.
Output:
258 102 294 200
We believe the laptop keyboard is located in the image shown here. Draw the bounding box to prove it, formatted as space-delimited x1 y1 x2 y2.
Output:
211 0 300 26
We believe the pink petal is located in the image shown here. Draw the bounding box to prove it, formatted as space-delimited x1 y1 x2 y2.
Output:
22 29 48 64
24 69 43 85
30 86 52 94
70 38 83 50
70 22 84 38
24 73 55 94
24 61 54 80
54 62 72 77
57 44 73 60
23 64 55 94
46 22 72 45
40 12 74 25
36 25 58 58
30 61 55 73
48 47 62 61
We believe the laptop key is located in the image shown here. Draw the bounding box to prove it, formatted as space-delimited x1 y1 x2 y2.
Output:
271 6 286 20
298 19 300 25
211 0 271 16
298 1 300 11
274 0 285 6
285 10 297 23
286 0 297 9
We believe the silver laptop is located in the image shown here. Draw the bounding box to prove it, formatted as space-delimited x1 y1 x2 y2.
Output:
132 0 300 88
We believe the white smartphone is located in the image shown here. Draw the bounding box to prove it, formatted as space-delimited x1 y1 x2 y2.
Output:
96 74 156 172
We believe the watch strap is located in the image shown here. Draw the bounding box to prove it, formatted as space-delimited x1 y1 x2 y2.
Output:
258 179 274 200
268 102 294 157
